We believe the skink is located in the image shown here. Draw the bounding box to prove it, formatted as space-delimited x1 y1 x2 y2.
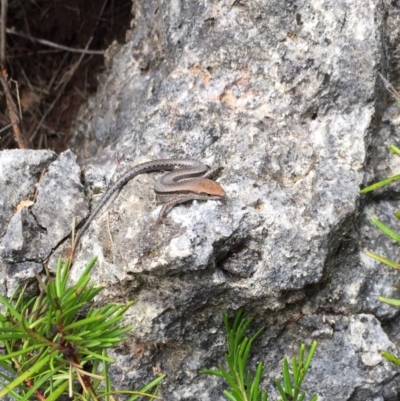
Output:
73 159 225 253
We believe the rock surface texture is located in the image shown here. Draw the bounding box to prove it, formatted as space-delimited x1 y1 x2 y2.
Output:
2 0 400 400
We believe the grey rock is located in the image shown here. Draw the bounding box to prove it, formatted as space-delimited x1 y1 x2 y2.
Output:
31 149 88 248
0 207 46 261
2 0 400 400
0 149 87 263
4 261 42 297
0 149 56 238
260 314 395 400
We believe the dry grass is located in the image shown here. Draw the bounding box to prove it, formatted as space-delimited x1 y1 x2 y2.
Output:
0 0 131 152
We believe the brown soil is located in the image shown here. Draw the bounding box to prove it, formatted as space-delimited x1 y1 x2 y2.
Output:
1 0 131 152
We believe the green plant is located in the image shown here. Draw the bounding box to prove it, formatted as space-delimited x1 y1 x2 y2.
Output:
361 184 400 368
0 257 165 400
200 310 318 401
360 73 400 288
274 342 318 401
360 72 400 369
359 74 400 290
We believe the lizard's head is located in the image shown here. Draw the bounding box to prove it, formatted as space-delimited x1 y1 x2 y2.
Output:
195 179 226 197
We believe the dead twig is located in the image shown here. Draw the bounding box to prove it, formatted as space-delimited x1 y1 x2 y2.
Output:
378 72 400 101
29 49 89 142
6 28 106 55
0 69 30 148
7 49 65 58
0 0 6 65
0 0 30 148
29 0 109 143
0 122 13 133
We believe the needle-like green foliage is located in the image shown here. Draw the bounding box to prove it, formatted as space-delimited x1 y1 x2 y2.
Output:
360 72 400 372
274 342 318 401
201 310 267 401
0 257 165 400
380 350 400 367
200 311 318 401
359 174 400 193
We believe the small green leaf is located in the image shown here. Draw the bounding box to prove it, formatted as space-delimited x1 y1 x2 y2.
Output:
371 217 400 243
63 314 103 330
365 251 400 269
304 341 317 372
0 353 51 397
87 314 124 332
0 333 27 340
45 380 70 401
0 344 44 361
99 325 133 339
275 380 289 401
360 174 400 193
125 374 165 401
81 349 115 362
60 259 71 293
292 357 299 382
390 144 400 155
85 286 104 301
199 369 225 377
282 358 293 396
220 365 238 391
63 334 83 341
75 257 98 288
55 258 63 298
81 340 102 348
250 362 264 399
22 368 60 400
379 296 400 307
222 390 238 401
0 294 22 322
0 326 24 332
0 361 18 375
60 302 86 321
